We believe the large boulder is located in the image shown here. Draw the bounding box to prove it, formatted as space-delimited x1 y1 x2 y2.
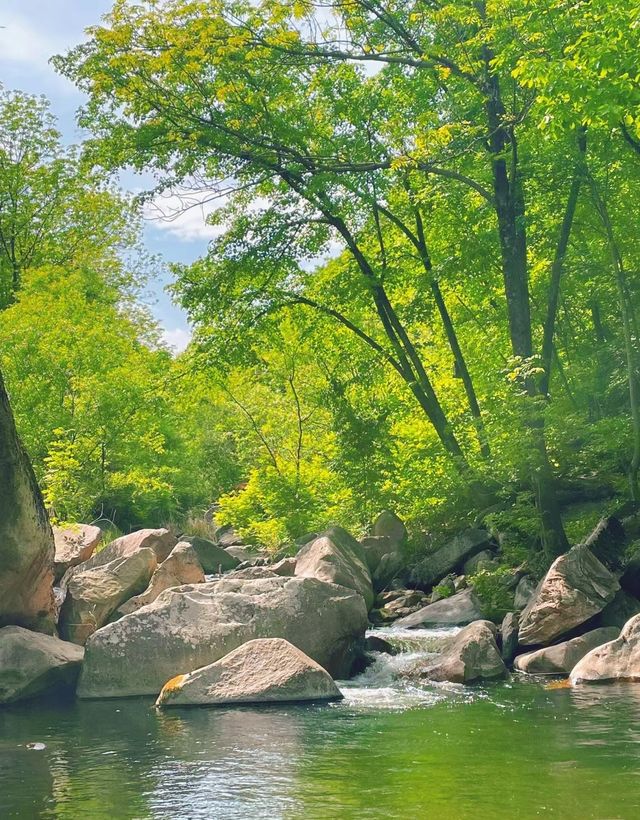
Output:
620 551 640 599
420 620 507 684
78 576 368 698
518 544 619 646
463 550 496 576
295 526 373 609
59 548 157 645
394 587 485 629
409 529 491 589
116 542 205 617
501 612 520 664
515 627 619 675
183 536 240 574
371 510 407 544
53 524 102 582
599 590 640 629
270 557 297 577
514 575 537 610
0 372 55 633
156 638 342 708
77 528 176 573
571 614 640 684
0 625 84 704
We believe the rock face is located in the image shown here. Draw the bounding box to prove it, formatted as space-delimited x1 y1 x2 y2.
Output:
518 544 619 646
183 536 239 574
78 576 368 698
515 627 619 675
53 524 102 582
78 528 176 573
0 625 84 703
409 529 491 589
59 548 157 645
420 620 507 684
514 626 620 675
394 587 485 629
295 526 373 609
0 371 55 633
156 638 342 708
116 542 204 616
571 614 640 684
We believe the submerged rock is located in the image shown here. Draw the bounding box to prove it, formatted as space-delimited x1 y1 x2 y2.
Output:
420 620 507 684
59 548 157 645
53 524 102 582
78 576 368 698
518 544 619 646
394 587 485 629
409 529 491 589
0 626 84 703
116 542 204 616
515 627 619 675
571 614 640 684
295 526 373 609
156 638 342 708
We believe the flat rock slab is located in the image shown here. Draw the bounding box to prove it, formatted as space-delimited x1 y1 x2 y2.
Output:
515 627 619 675
571 613 640 684
420 620 507 684
78 575 368 698
394 587 485 629
156 638 342 707
0 625 84 704
519 544 619 646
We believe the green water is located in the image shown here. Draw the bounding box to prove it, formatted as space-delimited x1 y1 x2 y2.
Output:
2 631 640 819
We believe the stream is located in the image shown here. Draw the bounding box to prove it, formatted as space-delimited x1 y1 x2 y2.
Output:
1 627 640 818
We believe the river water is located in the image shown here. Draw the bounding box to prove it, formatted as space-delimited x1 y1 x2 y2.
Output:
1 627 639 819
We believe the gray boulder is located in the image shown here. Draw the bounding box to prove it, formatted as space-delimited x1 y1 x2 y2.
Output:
463 550 496 576
571 614 640 684
394 587 485 629
78 576 368 698
371 511 407 544
156 638 342 708
59 548 157 645
180 536 239 574
53 524 102 582
420 620 507 684
409 529 491 589
515 627 619 675
599 590 640 629
77 528 176 573
295 526 373 609
501 612 520 664
116 542 205 616
514 575 537 610
270 557 297 576
518 544 619 646
224 545 253 563
0 625 84 703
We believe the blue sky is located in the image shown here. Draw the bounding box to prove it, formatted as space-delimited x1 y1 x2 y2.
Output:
0 0 212 351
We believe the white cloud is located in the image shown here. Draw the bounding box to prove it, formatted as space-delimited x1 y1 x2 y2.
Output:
143 189 228 242
162 327 192 355
0 14 67 71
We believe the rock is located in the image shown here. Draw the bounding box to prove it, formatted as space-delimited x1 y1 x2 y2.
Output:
156 638 342 708
620 550 640 599
213 523 243 547
224 545 252 563
270 557 297 576
180 536 239 574
571 614 640 684
581 516 626 571
78 528 176 573
515 627 619 676
518 544 619 646
360 536 395 573
227 567 277 580
394 587 486 629
372 552 405 591
501 612 519 664
420 620 507 684
78 576 368 698
371 510 407 544
364 635 397 655
463 550 496 576
514 575 537 610
295 526 373 609
430 574 455 602
53 524 102 582
0 372 55 633
116 542 205 616
453 575 467 591
409 529 492 589
294 532 318 547
360 535 404 591
59 548 157 645
599 590 640 629
0 625 84 703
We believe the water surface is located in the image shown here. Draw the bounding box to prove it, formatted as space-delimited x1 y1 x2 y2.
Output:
1 628 639 819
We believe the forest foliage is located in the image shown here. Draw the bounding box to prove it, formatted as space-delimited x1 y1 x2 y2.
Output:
2 1 640 561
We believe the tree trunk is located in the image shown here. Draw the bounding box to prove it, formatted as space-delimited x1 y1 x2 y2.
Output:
0 368 55 632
